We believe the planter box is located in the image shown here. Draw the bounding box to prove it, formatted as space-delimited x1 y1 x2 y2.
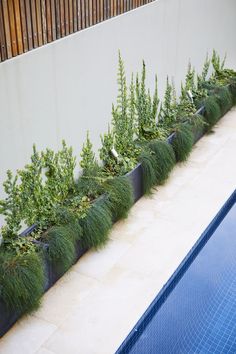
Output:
0 302 20 338
0 100 230 337
126 163 143 203
46 240 88 288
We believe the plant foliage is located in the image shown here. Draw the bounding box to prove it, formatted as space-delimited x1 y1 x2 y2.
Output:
148 140 176 184
80 199 112 249
136 61 161 140
45 224 79 274
138 149 158 195
105 176 134 220
172 124 194 162
204 95 222 131
0 246 45 313
215 86 233 115
158 77 178 132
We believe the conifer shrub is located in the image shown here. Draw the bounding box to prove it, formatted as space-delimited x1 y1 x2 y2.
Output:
78 132 104 199
136 61 161 140
172 124 194 162
158 77 178 132
148 140 176 184
80 198 112 249
0 247 45 314
138 149 158 195
203 95 222 131
105 176 134 220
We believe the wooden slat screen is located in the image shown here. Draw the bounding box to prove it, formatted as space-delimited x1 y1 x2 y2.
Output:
0 0 154 62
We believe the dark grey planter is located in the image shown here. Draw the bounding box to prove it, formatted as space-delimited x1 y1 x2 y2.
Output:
0 301 20 338
126 163 143 203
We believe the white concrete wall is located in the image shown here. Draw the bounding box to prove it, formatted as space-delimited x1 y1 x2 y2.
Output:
0 0 236 207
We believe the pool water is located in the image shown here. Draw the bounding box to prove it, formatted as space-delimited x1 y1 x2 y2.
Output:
116 191 236 354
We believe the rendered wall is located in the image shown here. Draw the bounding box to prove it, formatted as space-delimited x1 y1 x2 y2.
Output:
0 0 236 209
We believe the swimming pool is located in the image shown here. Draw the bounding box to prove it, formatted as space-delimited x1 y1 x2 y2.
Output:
116 190 236 354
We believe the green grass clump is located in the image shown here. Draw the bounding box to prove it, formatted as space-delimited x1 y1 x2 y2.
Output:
80 198 112 249
187 113 206 139
172 124 194 162
188 113 205 130
45 223 80 274
54 206 83 237
229 81 236 105
105 176 134 220
204 95 222 131
138 149 158 195
215 86 233 115
0 250 45 314
148 140 176 184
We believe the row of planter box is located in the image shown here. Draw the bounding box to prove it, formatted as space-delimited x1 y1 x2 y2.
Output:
0 103 227 337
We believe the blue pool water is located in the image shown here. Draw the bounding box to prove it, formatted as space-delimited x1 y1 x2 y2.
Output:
116 190 236 354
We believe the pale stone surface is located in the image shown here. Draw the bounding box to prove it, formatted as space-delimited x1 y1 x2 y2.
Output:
0 316 56 354
36 348 55 354
0 108 236 354
33 271 99 326
73 238 131 280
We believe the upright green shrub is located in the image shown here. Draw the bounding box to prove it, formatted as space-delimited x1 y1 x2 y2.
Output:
0 170 22 238
0 247 45 313
177 83 196 119
100 53 139 175
136 61 160 140
211 49 226 76
138 149 158 195
158 77 178 132
78 132 104 199
42 140 76 203
204 95 222 131
172 124 194 162
105 176 134 220
148 140 176 184
80 199 112 249
80 131 97 171
195 54 211 106
112 52 136 156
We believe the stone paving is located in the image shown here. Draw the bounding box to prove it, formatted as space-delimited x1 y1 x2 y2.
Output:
0 108 235 354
